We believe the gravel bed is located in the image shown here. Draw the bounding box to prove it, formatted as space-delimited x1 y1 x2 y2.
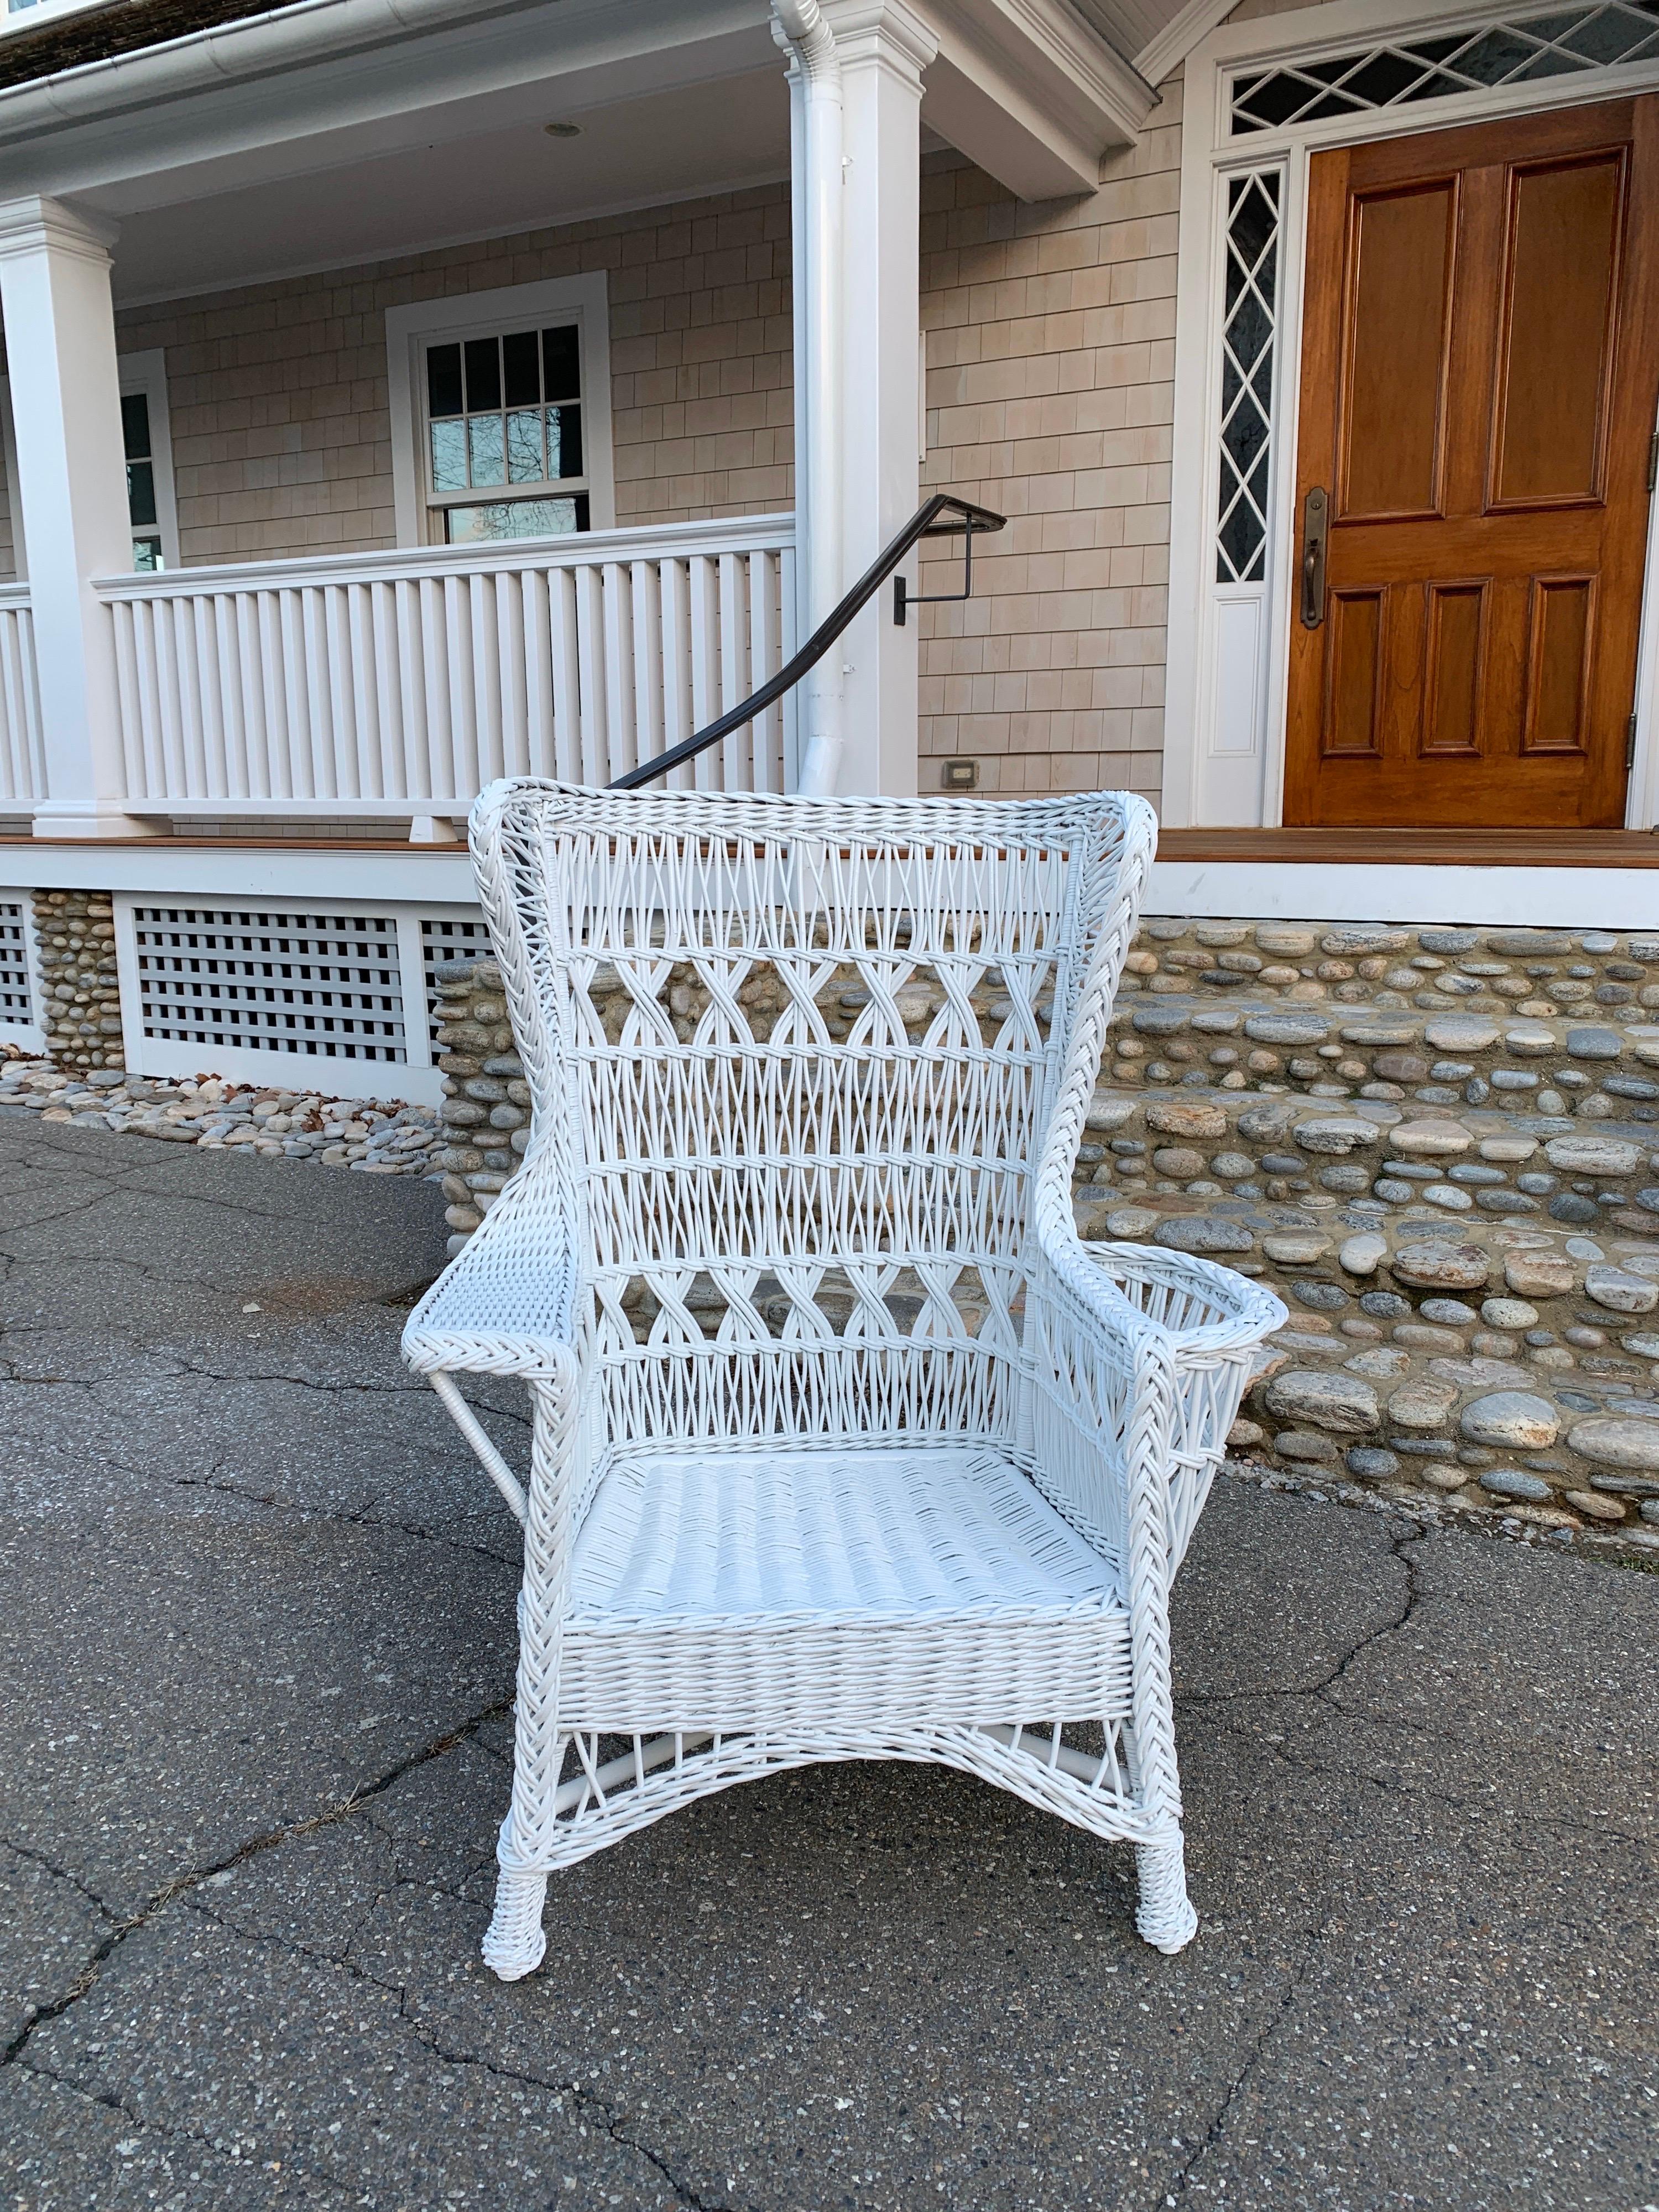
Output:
0 1056 445 1178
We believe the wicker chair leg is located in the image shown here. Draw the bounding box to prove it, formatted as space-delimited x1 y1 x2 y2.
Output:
482 1864 550 1981
1135 1834 1198 1955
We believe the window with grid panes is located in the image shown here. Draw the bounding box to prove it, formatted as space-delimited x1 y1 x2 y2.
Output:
422 323 589 544
123 392 163 571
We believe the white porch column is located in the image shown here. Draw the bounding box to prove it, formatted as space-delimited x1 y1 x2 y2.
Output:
0 196 151 838
828 0 933 798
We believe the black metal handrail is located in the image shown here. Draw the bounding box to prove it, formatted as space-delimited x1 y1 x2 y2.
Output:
609 492 1006 791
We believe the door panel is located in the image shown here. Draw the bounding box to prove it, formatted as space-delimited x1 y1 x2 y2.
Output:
1422 583 1485 757
1324 589 1385 755
1340 184 1457 519
1523 575 1594 753
1285 97 1659 826
1493 156 1623 507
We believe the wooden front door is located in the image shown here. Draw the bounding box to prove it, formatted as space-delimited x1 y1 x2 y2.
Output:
1284 98 1659 827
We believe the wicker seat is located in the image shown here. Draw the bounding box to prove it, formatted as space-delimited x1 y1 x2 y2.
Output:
404 779 1284 1980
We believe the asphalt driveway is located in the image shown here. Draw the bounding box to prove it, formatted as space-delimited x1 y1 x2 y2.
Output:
0 1112 1653 2211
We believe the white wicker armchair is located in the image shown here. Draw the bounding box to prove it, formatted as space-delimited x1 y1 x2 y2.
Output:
404 780 1284 1980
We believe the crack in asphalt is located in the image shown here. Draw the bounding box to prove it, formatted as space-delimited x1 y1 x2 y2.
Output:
174 1893 731 2212
0 1698 512 2078
14 2056 359 2208
1175 1522 1423 1715
170 1470 519 1562
0 1837 121 1925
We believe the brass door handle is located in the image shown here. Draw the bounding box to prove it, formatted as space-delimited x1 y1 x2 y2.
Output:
1300 487 1328 628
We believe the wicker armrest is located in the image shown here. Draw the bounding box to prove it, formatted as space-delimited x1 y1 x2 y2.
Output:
402 1155 582 1381
1077 1240 1287 1359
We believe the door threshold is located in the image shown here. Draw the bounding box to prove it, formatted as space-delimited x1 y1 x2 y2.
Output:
1158 828 1659 868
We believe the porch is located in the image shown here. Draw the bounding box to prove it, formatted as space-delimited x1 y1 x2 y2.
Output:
0 0 1158 843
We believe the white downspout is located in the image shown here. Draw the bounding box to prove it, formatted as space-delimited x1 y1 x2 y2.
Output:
772 0 843 798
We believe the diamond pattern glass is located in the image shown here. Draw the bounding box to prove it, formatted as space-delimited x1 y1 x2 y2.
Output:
1231 1 1659 134
1216 171 1280 586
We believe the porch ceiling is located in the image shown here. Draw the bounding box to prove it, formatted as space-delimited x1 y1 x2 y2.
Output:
103 66 795 301
0 0 1166 304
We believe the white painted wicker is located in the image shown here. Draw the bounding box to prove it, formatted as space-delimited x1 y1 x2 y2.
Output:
404 780 1285 1979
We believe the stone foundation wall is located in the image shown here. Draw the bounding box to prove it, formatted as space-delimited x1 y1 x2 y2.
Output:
29 890 124 1071
421 920 1659 1551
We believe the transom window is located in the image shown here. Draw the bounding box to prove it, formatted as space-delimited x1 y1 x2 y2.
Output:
422 322 589 544
1230 0 1659 134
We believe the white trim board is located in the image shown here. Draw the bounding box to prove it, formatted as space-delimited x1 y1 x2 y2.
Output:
9 845 477 901
1147 859 1659 931
1163 0 1659 834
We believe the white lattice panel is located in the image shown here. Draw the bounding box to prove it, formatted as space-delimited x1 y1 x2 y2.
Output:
131 905 408 1063
0 896 38 1040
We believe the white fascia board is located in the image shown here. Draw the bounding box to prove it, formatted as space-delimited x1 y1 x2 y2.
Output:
0 0 771 200
1147 860 1659 933
10 841 478 900
1131 0 1233 93
921 0 1155 196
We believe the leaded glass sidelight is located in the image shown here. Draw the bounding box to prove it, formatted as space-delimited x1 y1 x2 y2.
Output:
1229 1 1659 135
1216 170 1280 587
422 322 587 542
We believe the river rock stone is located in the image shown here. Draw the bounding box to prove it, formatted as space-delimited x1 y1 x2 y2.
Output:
1479 1468 1554 1503
1264 1368 1382 1436
1245 1015 1332 1046
1583 1265 1659 1315
1262 1230 1332 1263
1105 1206 1160 1239
1565 1026 1624 1060
1273 1430 1340 1463
1237 1100 1300 1142
1422 1018 1499 1052
1145 1098 1229 1140
1503 1026 1557 1057
1386 1377 1460 1430
1566 1415 1659 1473
1387 1121 1473 1157
1478 1134 1538 1163
1503 1250 1577 1299
1339 1232 1387 1276
1543 1135 1642 1176
1564 1489 1627 1522
1391 1241 1491 1292
1084 1093 1138 1133
1481 1297 1538 1329
1254 925 1319 957
1458 1391 1560 1449
1151 1216 1255 1254
1293 1117 1381 1155
1343 1345 1412 1379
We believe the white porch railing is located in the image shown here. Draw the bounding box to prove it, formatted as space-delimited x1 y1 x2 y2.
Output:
0 585 45 810
93 515 797 823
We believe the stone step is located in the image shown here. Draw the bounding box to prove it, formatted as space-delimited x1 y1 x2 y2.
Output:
1107 992 1659 1118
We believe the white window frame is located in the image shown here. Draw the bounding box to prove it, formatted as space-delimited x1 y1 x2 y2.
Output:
1164 0 1659 833
0 352 179 577
0 884 43 1052
118 348 181 572
386 273 615 550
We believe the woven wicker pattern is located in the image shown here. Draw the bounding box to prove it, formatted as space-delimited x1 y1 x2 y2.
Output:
403 780 1285 1978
